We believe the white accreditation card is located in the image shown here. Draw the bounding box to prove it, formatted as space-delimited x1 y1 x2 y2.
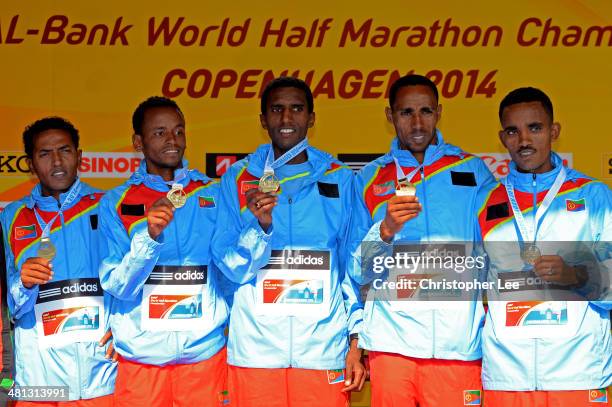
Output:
256 250 331 318
141 265 209 331
35 278 105 349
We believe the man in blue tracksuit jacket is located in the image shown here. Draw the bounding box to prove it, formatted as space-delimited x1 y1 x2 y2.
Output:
211 77 365 407
476 87 611 406
347 74 496 406
1 117 116 405
98 97 229 406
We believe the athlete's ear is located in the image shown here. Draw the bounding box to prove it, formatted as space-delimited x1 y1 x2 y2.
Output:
26 156 35 175
133 133 143 152
385 106 393 124
551 122 560 142
307 111 315 128
498 129 509 150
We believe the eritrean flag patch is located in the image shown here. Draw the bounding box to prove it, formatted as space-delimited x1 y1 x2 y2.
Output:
326 369 345 385
240 180 259 194
463 390 481 405
199 196 215 208
566 198 585 212
589 388 608 403
15 224 37 240
373 180 395 196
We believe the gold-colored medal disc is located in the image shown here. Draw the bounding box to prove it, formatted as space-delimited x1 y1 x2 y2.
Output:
259 172 280 194
167 184 187 208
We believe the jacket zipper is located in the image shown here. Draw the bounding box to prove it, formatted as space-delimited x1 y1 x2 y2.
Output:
420 167 431 238
75 345 82 398
532 173 539 389
59 210 71 274
532 173 537 228
420 167 435 356
288 196 294 366
172 217 183 361
58 200 81 397
534 339 539 389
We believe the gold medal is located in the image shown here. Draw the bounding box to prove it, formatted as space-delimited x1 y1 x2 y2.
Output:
167 183 187 208
521 243 541 265
259 171 280 194
396 178 416 196
37 237 57 260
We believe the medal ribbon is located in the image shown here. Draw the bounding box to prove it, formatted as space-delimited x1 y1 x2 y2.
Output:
147 168 189 190
503 166 566 244
392 136 442 185
33 179 82 239
264 138 309 175
393 157 423 185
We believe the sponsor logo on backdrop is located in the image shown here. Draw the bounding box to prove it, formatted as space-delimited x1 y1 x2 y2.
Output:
0 151 144 178
205 153 248 178
479 153 572 178
0 152 30 174
603 153 612 179
79 152 143 178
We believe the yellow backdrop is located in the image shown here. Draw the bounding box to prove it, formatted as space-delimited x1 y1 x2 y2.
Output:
1 0 611 207
1 1 612 404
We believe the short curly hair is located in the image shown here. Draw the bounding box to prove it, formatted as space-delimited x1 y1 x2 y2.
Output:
23 117 79 158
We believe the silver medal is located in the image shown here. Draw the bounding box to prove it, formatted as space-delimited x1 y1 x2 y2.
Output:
37 237 57 260
396 178 416 196
521 243 541 265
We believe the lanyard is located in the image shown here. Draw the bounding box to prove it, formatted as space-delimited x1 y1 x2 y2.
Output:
392 137 441 184
145 168 189 190
392 157 423 185
503 167 566 243
33 179 82 239
264 138 309 174
165 172 188 189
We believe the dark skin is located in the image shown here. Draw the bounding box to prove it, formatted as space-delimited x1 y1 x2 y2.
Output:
23 128 117 360
500 101 580 285
132 106 186 240
380 85 442 242
22 129 81 288
26 129 82 201
248 86 316 231
252 86 366 390
343 338 366 392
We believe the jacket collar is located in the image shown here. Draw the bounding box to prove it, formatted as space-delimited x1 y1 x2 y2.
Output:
126 159 207 192
504 152 571 192
26 177 94 211
246 143 333 183
383 129 463 167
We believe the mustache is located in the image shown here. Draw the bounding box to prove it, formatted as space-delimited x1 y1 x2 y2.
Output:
518 146 536 153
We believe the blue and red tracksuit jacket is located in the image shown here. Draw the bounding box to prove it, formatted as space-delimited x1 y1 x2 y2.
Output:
348 132 496 360
476 152 611 390
0 180 116 400
211 144 363 369
98 160 229 366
